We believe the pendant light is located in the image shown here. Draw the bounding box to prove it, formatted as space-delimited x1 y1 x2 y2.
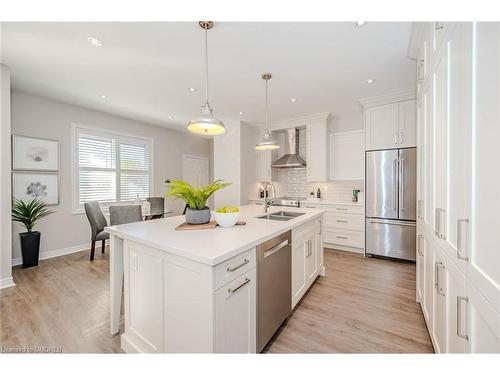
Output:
255 73 280 150
186 21 226 136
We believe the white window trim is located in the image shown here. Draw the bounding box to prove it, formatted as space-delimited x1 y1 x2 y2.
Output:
71 123 154 214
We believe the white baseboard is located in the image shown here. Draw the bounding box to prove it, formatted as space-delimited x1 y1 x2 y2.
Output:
11 242 99 266
0 276 15 289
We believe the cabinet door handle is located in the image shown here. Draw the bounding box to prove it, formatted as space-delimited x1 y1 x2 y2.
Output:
435 262 445 296
435 208 446 239
457 296 469 341
435 22 444 31
418 60 425 83
399 132 404 144
457 218 470 261
394 133 398 145
336 220 348 223
226 258 250 273
228 278 251 294
335 207 348 211
336 236 348 240
417 199 424 219
417 234 424 256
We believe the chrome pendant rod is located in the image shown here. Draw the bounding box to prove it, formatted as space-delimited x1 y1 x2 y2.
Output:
204 24 209 106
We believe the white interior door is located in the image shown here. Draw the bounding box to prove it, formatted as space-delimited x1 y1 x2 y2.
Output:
182 155 210 208
183 155 209 187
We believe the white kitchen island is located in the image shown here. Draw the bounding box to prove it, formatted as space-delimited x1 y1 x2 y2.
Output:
105 205 325 353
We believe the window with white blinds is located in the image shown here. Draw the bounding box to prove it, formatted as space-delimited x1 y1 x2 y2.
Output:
73 126 152 211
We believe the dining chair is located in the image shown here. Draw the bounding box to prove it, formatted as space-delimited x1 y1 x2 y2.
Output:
146 197 165 220
109 205 143 226
83 201 109 261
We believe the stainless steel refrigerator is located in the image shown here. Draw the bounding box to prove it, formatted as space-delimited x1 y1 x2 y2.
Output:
365 148 416 261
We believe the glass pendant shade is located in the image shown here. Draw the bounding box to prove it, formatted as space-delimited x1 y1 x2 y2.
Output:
187 104 226 135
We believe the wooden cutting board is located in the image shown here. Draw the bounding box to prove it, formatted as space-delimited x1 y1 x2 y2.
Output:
175 220 246 231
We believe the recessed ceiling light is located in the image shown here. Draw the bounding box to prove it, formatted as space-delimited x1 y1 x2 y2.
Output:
290 98 297 103
367 79 375 83
188 87 197 92
354 21 366 28
100 94 107 99
239 111 244 115
87 37 103 47
168 115 173 119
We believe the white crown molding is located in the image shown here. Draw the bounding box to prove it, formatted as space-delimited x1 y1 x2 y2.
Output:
0 277 15 289
407 22 427 60
11 242 93 267
358 89 416 109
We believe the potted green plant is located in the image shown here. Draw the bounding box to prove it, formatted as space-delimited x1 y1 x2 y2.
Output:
165 179 230 224
12 198 54 268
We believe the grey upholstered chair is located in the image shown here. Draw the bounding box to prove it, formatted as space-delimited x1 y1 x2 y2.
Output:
109 205 143 226
83 201 109 261
146 197 165 220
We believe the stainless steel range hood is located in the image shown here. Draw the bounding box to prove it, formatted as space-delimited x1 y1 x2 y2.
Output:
271 129 306 168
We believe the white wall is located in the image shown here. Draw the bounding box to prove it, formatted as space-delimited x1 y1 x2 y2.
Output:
0 64 13 288
10 91 210 263
213 119 241 207
330 112 364 133
239 123 259 205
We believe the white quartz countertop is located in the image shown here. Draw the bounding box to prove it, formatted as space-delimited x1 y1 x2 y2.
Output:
105 205 325 266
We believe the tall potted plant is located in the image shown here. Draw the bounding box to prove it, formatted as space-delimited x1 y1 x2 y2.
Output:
165 179 230 224
12 198 54 268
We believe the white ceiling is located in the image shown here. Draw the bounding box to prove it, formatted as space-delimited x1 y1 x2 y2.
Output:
1 22 415 130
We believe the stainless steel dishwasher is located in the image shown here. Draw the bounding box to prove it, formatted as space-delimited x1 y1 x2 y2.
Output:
257 230 292 352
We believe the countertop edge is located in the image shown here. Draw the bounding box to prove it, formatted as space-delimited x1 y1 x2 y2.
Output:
105 209 326 267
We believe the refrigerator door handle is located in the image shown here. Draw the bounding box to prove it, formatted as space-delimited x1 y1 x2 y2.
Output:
400 158 405 210
392 158 397 210
370 219 416 227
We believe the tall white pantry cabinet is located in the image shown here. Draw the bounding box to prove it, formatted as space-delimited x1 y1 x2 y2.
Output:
415 22 500 353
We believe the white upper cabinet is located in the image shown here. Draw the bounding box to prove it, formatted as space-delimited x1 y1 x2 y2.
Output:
306 120 329 181
365 102 399 150
330 131 365 180
468 22 500 314
255 146 271 182
364 100 416 150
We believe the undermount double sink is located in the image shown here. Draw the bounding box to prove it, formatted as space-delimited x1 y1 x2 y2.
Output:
256 211 306 221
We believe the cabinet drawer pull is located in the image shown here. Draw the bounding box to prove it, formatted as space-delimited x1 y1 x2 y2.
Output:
226 259 250 273
228 278 251 294
457 218 469 261
434 208 446 239
336 220 348 223
336 236 348 240
457 296 469 341
435 22 444 31
335 207 348 211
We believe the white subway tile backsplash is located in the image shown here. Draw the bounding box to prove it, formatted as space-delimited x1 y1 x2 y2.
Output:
271 128 363 202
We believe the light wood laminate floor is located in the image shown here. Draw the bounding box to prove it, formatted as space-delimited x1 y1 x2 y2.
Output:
0 248 433 353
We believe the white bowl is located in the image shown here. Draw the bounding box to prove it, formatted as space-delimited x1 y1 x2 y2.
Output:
213 211 240 228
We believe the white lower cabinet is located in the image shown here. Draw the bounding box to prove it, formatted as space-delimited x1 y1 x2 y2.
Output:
215 268 257 353
432 250 447 353
466 280 500 353
291 219 323 309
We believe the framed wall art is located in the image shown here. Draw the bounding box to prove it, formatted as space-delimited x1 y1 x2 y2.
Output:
12 172 60 206
12 135 60 171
